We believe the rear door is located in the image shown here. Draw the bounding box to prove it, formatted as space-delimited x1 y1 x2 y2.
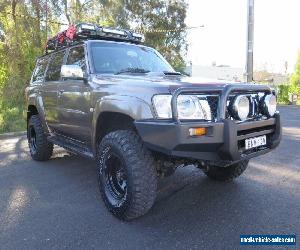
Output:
42 50 66 132
56 45 92 143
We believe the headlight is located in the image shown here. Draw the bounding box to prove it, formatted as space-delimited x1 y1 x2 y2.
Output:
152 95 172 118
261 94 277 117
152 95 211 120
231 95 250 121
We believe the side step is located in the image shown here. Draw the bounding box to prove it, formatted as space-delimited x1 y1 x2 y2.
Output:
47 135 94 159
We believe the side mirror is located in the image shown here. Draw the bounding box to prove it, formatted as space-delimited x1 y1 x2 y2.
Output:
61 64 85 80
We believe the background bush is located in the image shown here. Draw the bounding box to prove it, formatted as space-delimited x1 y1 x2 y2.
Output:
277 84 300 104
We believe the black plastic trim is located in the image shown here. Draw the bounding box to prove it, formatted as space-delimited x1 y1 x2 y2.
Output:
237 129 274 141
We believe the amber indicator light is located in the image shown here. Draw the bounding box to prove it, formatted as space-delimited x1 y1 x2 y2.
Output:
189 127 206 136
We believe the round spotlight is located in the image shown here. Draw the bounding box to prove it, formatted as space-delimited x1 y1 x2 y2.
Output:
261 94 277 117
232 95 250 121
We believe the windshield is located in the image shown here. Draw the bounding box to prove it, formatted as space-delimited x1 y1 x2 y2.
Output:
90 41 174 74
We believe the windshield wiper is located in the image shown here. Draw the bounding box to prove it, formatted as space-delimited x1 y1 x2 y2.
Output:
115 67 150 75
163 71 182 76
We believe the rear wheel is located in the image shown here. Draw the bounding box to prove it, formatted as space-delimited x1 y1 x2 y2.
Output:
27 115 53 161
203 160 249 182
97 130 157 220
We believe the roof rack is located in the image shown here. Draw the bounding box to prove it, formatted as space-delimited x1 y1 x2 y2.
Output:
45 23 144 54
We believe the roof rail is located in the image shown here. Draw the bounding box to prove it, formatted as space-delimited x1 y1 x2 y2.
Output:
45 23 144 54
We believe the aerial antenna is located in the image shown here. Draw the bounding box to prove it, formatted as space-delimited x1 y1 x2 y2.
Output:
245 0 254 82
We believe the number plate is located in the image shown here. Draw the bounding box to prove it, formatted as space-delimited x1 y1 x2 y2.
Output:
245 135 267 150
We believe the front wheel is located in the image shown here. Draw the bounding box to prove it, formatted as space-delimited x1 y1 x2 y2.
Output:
97 130 157 220
203 160 249 182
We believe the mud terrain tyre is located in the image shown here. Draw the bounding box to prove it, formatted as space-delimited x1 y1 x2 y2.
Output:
97 130 157 220
27 115 53 161
203 160 249 182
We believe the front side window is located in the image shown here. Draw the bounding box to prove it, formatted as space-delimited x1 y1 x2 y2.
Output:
32 57 49 83
45 50 65 81
90 42 174 74
66 46 86 72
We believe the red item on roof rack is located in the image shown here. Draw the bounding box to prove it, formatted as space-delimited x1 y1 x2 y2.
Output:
45 24 77 53
65 25 77 40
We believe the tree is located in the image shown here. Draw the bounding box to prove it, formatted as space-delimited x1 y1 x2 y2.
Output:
124 0 188 72
290 52 300 87
0 0 63 132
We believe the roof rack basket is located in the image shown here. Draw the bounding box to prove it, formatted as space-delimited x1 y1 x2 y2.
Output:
45 23 144 54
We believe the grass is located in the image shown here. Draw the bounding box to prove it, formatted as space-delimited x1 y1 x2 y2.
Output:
0 104 26 133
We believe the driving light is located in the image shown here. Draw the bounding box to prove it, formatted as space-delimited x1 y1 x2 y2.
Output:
231 95 250 121
80 24 95 30
132 32 145 42
177 95 197 118
261 94 277 117
152 95 212 120
102 28 126 36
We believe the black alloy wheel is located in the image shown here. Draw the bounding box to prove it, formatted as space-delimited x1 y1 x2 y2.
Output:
101 150 128 206
28 125 37 153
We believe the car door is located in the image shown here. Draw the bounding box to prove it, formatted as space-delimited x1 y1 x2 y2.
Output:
29 56 51 129
57 45 92 143
42 50 66 133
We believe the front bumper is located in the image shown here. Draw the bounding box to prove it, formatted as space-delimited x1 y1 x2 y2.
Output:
135 113 281 166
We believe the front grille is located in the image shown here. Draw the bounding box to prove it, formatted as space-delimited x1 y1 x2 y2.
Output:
236 119 277 153
206 95 219 121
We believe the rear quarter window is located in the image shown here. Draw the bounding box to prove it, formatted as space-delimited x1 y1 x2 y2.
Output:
45 50 66 81
31 57 49 83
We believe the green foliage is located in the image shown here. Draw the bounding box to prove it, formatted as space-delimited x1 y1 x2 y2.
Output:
290 52 300 87
277 84 300 104
277 85 290 104
0 0 188 133
0 1 46 132
0 105 25 133
277 52 300 105
124 0 188 72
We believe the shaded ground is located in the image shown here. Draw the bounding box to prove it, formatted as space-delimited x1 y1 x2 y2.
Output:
0 106 299 249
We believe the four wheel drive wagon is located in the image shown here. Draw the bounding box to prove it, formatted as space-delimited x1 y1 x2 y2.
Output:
25 23 281 220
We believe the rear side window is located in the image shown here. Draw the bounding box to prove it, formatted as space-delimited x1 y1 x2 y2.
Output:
31 57 49 83
66 46 86 71
45 50 65 81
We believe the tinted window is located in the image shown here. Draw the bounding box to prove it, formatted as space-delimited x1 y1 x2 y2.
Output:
67 46 86 71
90 42 174 74
45 51 65 81
32 57 49 83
